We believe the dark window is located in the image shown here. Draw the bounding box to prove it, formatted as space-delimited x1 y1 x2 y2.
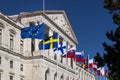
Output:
71 58 73 68
20 78 23 80
20 40 23 54
0 29 2 44
10 60 13 68
0 73 1 80
54 54 57 60
60 55 63 63
20 64 23 71
0 57 1 64
10 35 14 49
10 75 13 80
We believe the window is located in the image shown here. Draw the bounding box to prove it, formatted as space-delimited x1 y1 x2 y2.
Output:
0 56 1 64
10 35 14 49
71 58 73 68
54 73 57 80
10 75 13 80
31 39 35 54
20 64 23 71
20 78 23 80
10 60 13 68
20 40 23 54
60 75 64 80
0 73 1 80
60 55 63 63
45 69 49 80
54 54 57 60
0 29 2 44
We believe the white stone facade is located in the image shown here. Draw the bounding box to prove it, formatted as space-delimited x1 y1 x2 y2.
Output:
0 11 95 80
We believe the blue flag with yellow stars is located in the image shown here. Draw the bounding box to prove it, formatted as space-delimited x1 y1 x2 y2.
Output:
21 23 44 39
39 33 58 50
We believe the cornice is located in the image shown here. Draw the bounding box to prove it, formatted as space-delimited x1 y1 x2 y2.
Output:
0 13 21 30
0 45 75 74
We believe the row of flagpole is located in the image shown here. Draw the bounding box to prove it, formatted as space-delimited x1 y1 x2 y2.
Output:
21 0 109 80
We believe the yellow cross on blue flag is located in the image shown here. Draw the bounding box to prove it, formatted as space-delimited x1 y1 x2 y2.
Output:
39 33 58 50
21 23 44 39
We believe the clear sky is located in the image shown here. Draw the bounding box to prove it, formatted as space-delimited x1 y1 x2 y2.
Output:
0 0 116 58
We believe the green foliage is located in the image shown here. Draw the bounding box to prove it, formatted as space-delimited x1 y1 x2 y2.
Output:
94 0 120 79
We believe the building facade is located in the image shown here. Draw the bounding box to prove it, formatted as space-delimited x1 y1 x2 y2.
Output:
0 11 95 80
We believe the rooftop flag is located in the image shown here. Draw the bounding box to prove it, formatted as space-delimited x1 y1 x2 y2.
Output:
21 23 44 39
39 33 58 50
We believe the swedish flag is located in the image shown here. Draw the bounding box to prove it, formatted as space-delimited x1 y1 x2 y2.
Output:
21 23 44 39
39 33 58 49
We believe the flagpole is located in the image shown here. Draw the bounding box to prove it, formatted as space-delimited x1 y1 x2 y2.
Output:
43 0 45 12
65 41 68 80
56 34 59 80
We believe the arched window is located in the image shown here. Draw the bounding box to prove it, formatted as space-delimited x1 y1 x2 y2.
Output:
54 73 57 80
45 69 49 80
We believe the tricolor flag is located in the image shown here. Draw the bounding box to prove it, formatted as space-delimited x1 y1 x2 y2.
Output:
62 46 76 58
74 51 85 62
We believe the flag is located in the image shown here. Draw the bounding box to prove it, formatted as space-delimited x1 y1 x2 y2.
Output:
101 67 105 76
39 33 58 49
82 58 87 68
97 67 105 76
53 41 66 55
62 46 76 58
92 62 97 71
105 70 108 76
97 67 102 76
21 23 44 39
74 51 85 62
88 59 94 68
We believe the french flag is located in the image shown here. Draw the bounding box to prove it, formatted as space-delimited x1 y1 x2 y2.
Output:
62 46 76 58
74 52 85 62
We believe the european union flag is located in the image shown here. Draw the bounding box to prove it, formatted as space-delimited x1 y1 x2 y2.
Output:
21 23 44 39
39 33 58 50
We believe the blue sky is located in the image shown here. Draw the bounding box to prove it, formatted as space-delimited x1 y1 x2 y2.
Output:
0 0 116 58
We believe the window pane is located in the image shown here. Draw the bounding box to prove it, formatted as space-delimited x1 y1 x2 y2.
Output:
10 60 13 68
0 29 2 44
20 40 23 54
10 76 13 80
10 35 14 49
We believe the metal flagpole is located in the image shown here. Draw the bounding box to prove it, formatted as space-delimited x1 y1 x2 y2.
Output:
43 0 45 12
65 42 68 80
56 34 59 80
